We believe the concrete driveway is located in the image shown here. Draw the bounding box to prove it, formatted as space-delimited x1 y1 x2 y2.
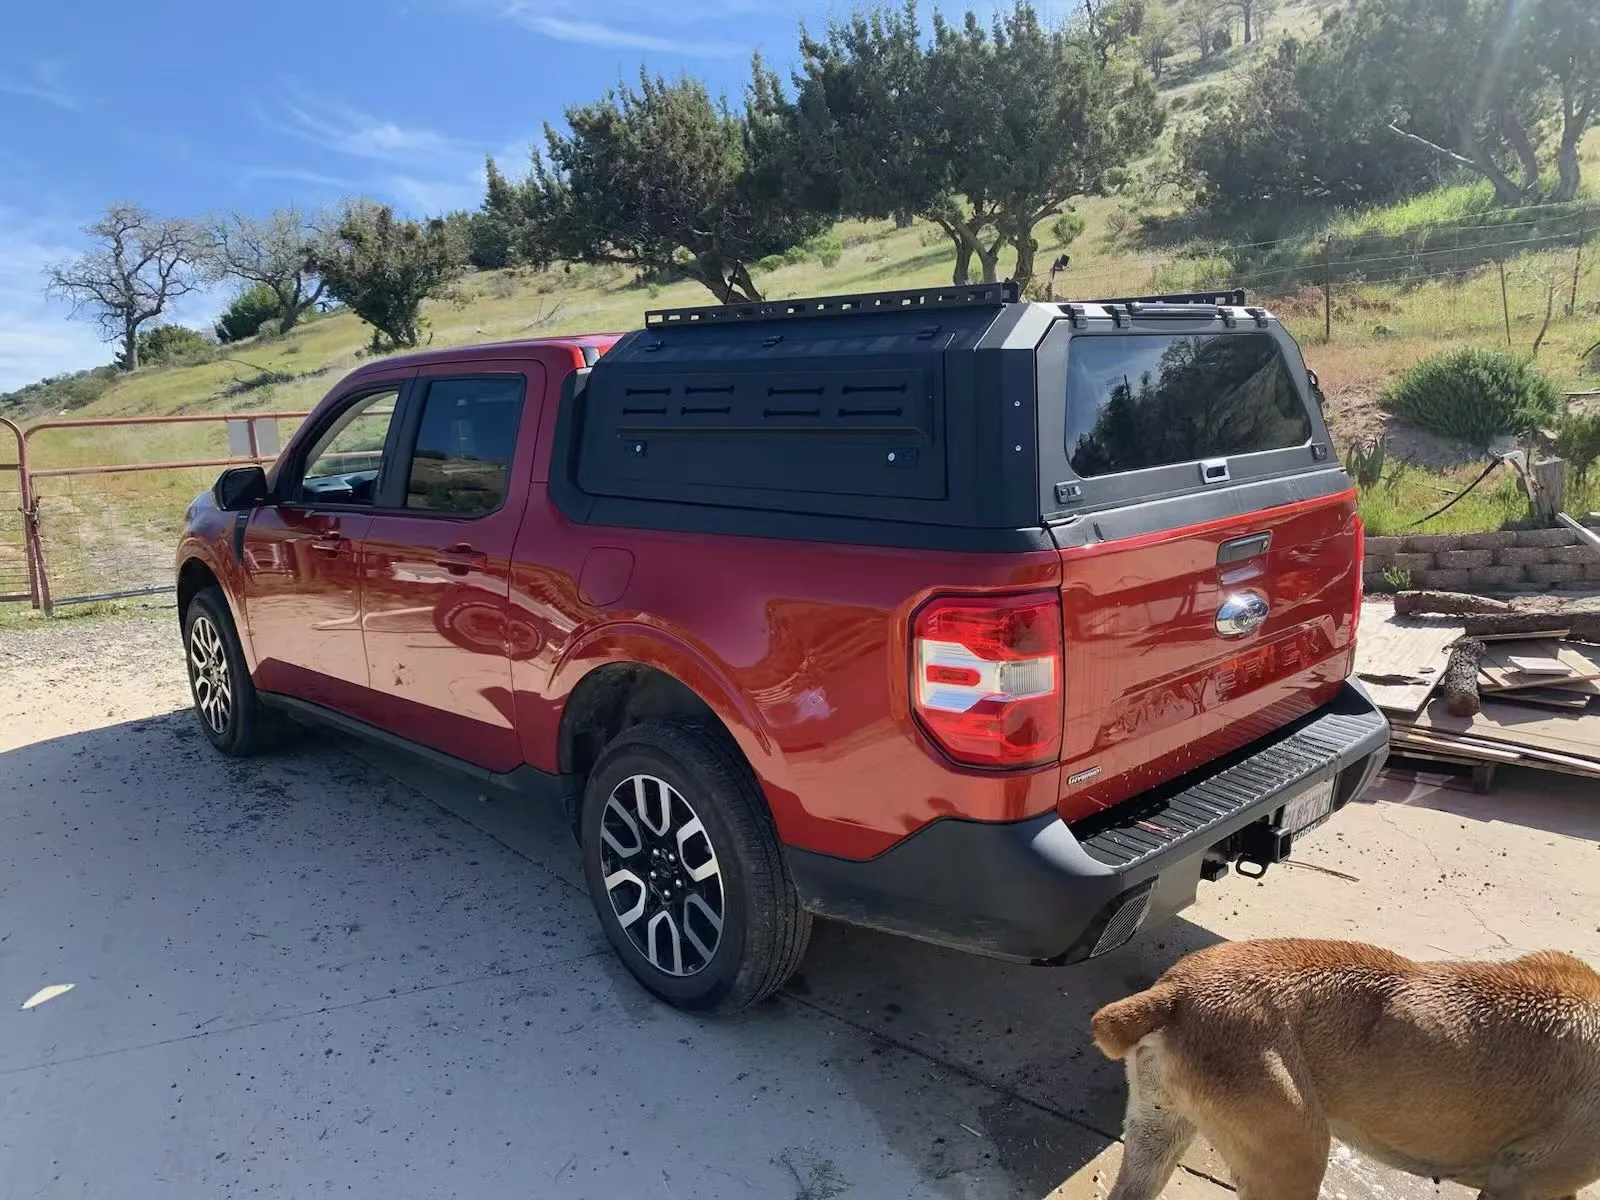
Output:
2 612 1597 1199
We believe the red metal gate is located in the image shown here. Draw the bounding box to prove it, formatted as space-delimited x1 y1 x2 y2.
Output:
0 416 43 606
7 411 309 614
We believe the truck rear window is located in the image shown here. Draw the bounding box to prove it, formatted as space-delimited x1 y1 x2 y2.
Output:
1064 332 1310 478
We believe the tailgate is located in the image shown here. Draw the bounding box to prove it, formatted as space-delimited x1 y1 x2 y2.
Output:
1053 490 1360 821
1032 314 1362 824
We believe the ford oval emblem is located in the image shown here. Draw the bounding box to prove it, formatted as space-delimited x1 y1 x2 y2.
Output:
1215 591 1270 638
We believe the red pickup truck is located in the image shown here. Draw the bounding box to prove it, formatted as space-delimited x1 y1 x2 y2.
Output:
176 283 1387 1013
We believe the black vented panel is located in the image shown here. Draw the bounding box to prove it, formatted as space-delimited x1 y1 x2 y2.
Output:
1073 707 1386 869
1091 884 1153 957
577 361 945 505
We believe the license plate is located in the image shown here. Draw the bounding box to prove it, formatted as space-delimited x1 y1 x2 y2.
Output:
1277 779 1336 837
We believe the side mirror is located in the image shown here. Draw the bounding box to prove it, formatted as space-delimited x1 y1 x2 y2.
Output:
214 465 268 511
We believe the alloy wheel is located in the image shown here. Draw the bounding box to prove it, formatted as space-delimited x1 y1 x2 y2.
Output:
599 774 725 977
188 614 233 734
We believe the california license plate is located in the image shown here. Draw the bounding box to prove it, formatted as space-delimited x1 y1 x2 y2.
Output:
1277 779 1336 837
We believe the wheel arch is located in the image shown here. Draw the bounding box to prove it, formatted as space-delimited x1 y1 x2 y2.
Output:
176 556 220 626
557 662 730 827
553 612 804 822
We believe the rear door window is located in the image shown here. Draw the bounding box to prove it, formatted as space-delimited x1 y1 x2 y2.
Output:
403 376 526 515
1065 332 1310 478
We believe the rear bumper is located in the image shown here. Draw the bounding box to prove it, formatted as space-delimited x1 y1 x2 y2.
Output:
787 682 1389 963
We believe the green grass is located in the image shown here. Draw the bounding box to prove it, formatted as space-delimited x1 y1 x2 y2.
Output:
0 596 169 630
1325 180 1508 239
1355 465 1600 537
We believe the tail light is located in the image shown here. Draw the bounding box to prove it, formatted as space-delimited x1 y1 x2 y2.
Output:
911 591 1063 768
1351 515 1365 641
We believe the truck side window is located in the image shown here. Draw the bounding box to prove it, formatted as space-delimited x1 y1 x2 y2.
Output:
403 376 526 516
299 388 401 505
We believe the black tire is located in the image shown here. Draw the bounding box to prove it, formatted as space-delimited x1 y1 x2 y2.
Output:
579 721 811 1014
182 586 282 756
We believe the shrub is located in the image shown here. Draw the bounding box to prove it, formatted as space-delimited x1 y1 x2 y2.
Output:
121 324 214 368
1344 436 1386 490
1380 566 1413 593
215 285 286 343
1555 409 1600 485
0 365 119 414
804 231 843 268
1051 210 1086 248
1381 349 1562 446
310 203 465 352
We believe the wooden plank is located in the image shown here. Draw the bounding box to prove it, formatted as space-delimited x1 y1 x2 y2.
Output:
1353 603 1462 715
1393 725 1600 780
1556 511 1600 558
1392 731 1522 762
1477 628 1570 642
1479 640 1600 691
1489 687 1592 711
1504 655 1569 675
1546 677 1600 695
1408 698 1600 772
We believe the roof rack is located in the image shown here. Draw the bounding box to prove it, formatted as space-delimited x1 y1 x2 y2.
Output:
1082 289 1247 307
644 281 1019 328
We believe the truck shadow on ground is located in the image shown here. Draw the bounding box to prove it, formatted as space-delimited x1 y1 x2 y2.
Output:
3 711 1219 1199
331 724 1227 1193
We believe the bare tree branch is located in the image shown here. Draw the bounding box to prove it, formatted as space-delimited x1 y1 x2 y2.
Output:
1384 122 1480 170
43 203 202 371
201 207 329 334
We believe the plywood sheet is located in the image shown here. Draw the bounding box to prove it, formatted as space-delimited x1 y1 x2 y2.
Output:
1490 687 1593 711
1353 603 1463 715
1408 698 1600 771
1479 640 1600 691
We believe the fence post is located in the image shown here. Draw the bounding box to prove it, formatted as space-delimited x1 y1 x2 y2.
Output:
2 415 50 614
0 415 39 611
1571 218 1587 318
1498 259 1512 348
1322 236 1333 343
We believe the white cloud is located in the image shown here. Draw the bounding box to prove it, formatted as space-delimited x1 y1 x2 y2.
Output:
501 5 746 54
261 86 468 168
252 85 506 216
238 165 363 193
385 173 485 215
0 60 78 111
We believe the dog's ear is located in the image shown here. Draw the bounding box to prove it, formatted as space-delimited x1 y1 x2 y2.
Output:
1091 987 1175 1060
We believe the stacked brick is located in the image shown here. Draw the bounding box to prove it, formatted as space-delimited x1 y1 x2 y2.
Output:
1363 524 1600 593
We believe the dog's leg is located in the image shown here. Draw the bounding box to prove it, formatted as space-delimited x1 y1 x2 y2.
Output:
1185 1049 1330 1200
1106 1038 1196 1200
1208 1122 1329 1200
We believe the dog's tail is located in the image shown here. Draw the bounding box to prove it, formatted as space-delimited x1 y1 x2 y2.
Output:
1091 985 1177 1060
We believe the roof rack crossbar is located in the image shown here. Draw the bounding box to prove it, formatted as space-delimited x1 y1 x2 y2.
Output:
644 281 1019 328
1080 289 1248 308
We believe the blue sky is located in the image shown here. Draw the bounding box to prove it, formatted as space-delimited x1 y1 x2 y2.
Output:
0 0 855 391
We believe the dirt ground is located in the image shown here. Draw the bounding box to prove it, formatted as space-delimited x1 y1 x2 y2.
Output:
2 610 1597 1200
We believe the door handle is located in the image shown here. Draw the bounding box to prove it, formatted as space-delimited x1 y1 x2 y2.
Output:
310 535 349 555
434 544 488 575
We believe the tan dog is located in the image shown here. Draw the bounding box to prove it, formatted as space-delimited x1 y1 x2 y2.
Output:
1090 939 1600 1200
